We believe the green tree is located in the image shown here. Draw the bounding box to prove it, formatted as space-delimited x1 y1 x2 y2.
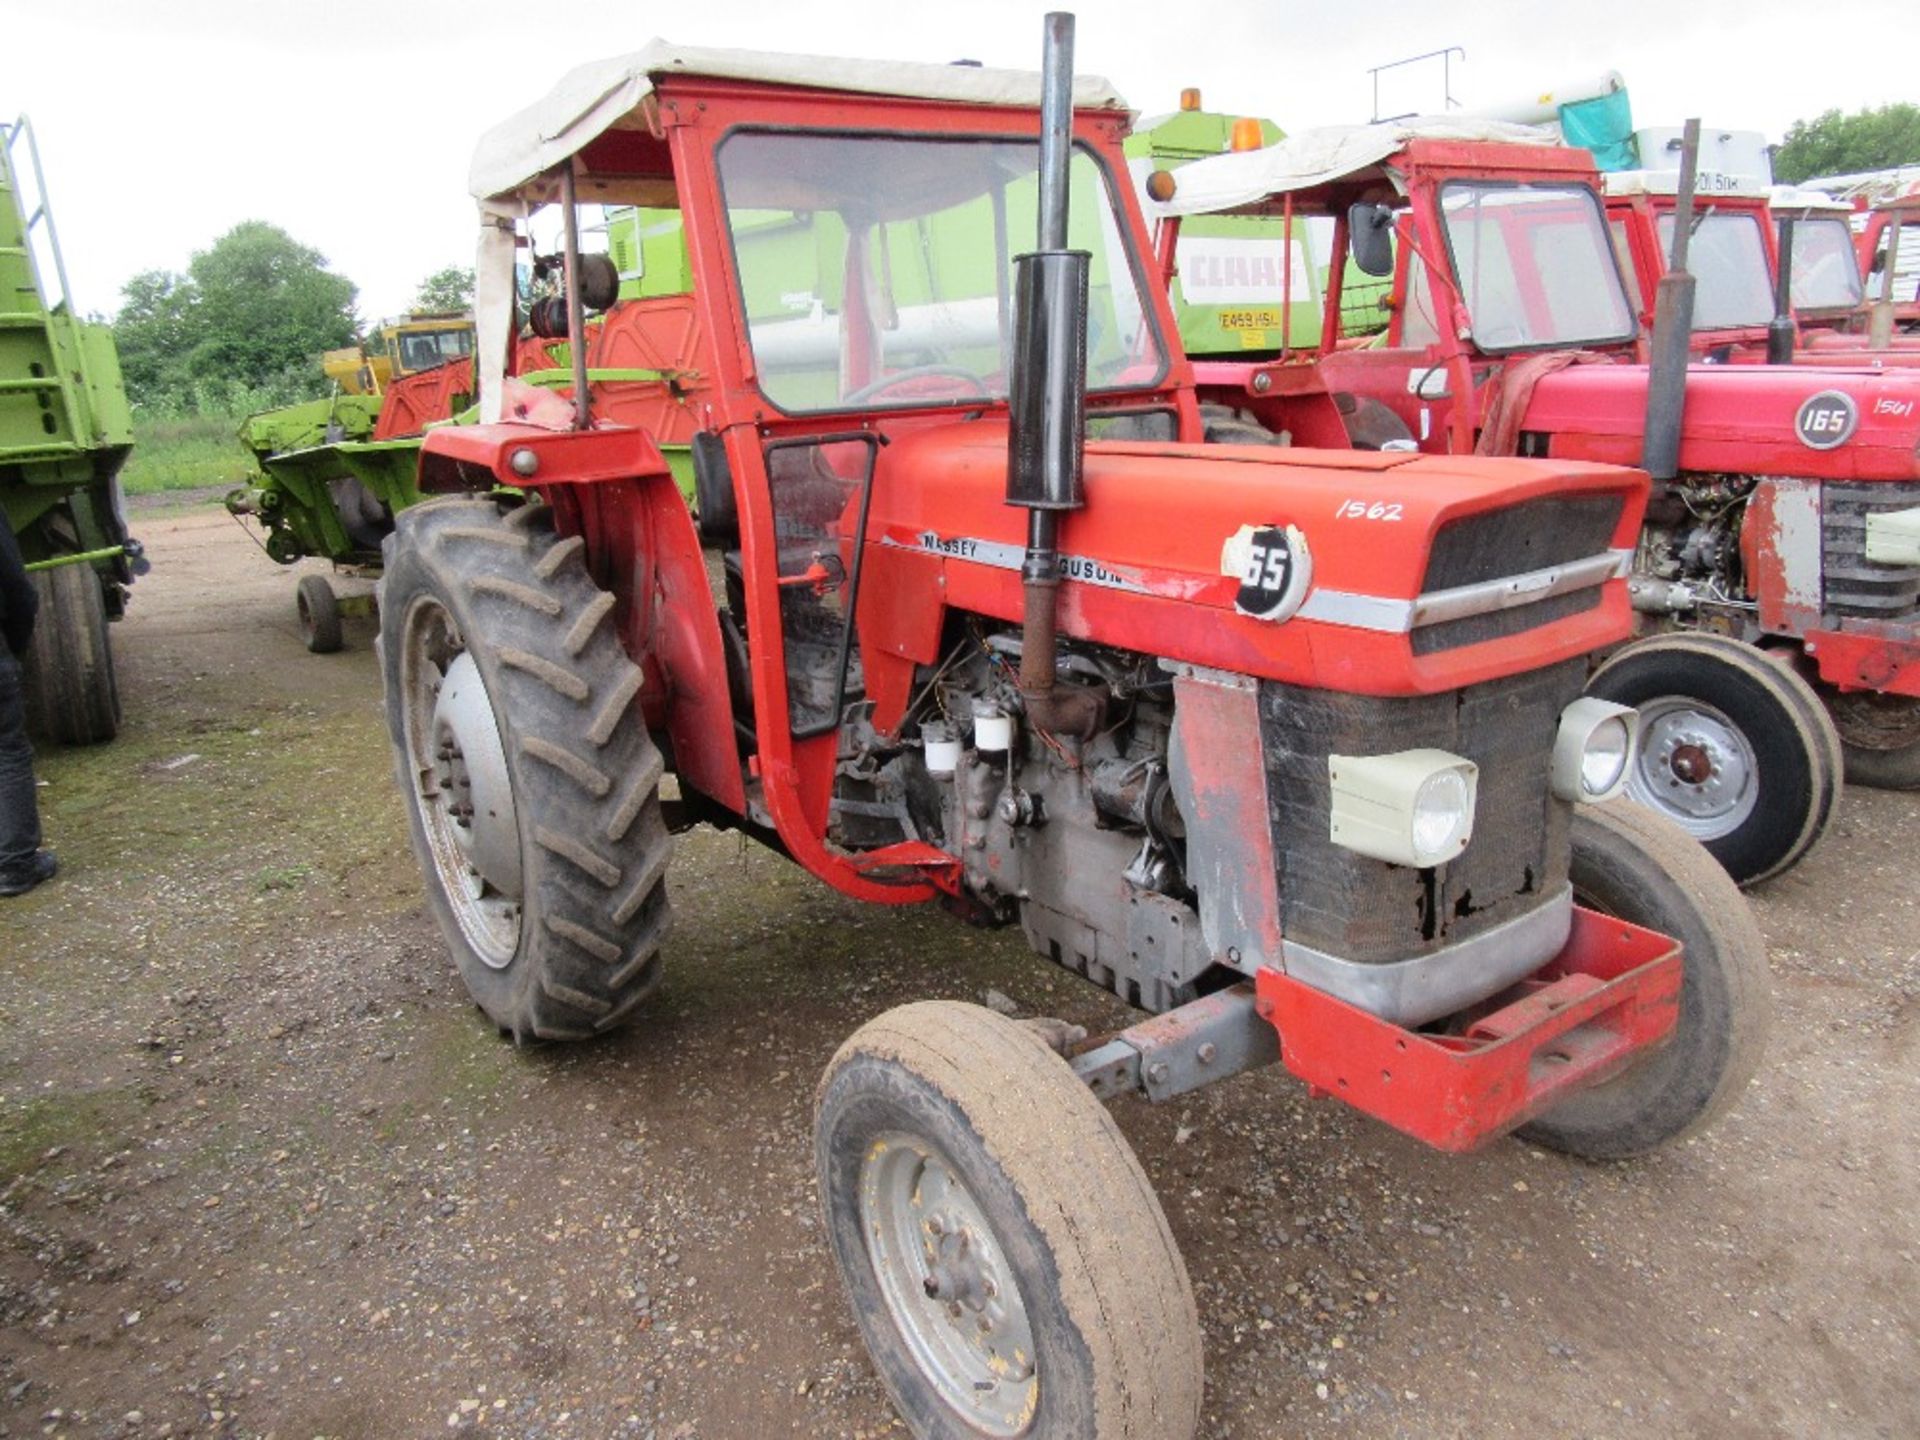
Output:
112 222 358 411
112 268 197 406
182 222 357 387
413 265 475 312
1775 104 1920 183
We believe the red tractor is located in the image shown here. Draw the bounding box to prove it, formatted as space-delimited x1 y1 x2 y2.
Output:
380 24 1765 1436
1604 174 1920 365
1151 123 1920 885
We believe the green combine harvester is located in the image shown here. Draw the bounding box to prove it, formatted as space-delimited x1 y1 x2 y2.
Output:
1 115 138 744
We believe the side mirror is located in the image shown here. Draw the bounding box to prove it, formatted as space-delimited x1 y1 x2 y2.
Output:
1869 247 1887 276
1348 203 1395 278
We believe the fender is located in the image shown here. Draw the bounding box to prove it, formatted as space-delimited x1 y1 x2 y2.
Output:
416 421 746 815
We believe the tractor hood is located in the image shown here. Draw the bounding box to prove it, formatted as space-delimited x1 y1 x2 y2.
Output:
860 422 1647 698
1522 365 1920 480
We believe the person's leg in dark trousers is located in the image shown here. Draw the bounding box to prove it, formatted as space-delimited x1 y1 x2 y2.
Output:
0 651 45 879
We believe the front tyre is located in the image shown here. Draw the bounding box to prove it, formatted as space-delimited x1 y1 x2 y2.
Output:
378 497 672 1041
816 1002 1202 1440
1518 802 1770 1161
1587 632 1840 886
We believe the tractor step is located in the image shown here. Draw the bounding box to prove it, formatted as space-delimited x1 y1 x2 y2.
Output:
1257 906 1683 1152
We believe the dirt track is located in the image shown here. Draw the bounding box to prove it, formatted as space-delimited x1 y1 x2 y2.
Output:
0 505 1914 1439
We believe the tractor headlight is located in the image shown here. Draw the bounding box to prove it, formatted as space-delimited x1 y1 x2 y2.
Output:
1552 697 1637 802
1329 749 1479 868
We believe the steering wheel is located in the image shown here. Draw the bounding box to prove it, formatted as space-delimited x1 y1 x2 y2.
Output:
841 364 994 406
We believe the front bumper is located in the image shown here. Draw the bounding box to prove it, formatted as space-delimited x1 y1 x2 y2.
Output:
1257 904 1682 1152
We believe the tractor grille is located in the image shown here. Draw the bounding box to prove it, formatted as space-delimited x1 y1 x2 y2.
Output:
1822 482 1920 619
1259 658 1582 968
1422 494 1623 591
1410 494 1624 655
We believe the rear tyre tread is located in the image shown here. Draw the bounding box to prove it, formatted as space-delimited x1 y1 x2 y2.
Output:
381 496 672 1041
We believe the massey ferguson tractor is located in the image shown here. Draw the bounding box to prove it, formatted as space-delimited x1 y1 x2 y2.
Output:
1150 121 1920 885
1604 172 1920 366
379 22 1766 1436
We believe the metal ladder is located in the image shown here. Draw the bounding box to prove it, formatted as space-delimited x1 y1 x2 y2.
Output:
0 114 93 454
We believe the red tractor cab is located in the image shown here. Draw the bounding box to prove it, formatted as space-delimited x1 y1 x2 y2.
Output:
1858 190 1920 336
1605 175 1920 365
1152 120 1920 881
379 30 1768 1437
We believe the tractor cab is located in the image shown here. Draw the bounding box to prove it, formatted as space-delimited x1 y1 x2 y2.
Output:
1606 175 1920 365
1144 120 1642 453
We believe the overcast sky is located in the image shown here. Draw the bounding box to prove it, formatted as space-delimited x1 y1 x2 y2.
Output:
5 0 1914 323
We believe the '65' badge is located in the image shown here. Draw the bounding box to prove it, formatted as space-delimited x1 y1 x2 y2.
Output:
1222 523 1314 621
1794 390 1859 450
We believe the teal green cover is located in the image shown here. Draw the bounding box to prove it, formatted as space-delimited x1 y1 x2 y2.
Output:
1560 91 1637 172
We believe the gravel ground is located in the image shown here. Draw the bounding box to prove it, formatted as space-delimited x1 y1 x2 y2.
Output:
0 504 1914 1439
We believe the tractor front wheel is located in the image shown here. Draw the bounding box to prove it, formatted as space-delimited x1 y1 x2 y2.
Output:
816 1001 1203 1440
1518 801 1770 1160
1820 688 1920 790
379 497 673 1042
1586 632 1840 886
22 562 120 746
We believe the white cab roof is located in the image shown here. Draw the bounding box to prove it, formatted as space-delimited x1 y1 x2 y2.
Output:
469 39 1130 203
1147 118 1557 218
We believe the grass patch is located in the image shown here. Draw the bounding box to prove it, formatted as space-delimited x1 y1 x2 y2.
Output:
254 863 314 893
121 411 250 495
0 1090 143 1185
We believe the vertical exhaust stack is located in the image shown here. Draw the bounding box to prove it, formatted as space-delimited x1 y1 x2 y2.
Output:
1007 12 1095 738
1642 117 1700 482
1767 215 1797 365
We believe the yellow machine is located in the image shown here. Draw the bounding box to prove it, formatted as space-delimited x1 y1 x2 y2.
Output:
320 312 475 395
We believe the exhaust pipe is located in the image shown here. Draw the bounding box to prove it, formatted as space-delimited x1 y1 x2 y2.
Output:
1642 117 1700 482
1007 12 1097 737
1767 214 1797 365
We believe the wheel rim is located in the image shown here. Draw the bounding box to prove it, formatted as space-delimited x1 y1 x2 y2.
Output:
859 1132 1039 1435
399 595 523 967
1624 697 1760 841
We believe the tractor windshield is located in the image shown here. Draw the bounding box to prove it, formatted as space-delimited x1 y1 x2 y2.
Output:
1785 216 1864 310
716 131 1165 413
392 326 475 376
1436 182 1636 353
1656 211 1775 330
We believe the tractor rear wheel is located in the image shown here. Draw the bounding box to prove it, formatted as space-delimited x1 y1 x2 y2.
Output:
379 497 673 1041
1518 801 1769 1160
1586 633 1840 886
297 574 344 654
816 1001 1203 1440
22 562 120 746
1820 688 1920 790
1199 403 1282 446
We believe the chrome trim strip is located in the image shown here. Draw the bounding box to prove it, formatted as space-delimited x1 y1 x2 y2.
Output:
1409 549 1633 628
1279 886 1575 1027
